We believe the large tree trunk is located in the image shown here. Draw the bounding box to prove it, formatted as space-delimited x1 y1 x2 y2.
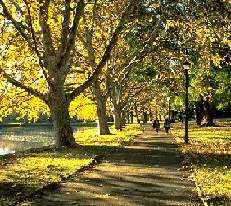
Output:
49 89 76 147
110 84 125 130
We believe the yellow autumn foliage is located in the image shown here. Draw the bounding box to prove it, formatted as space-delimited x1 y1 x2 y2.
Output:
1 0 125 122
69 94 97 120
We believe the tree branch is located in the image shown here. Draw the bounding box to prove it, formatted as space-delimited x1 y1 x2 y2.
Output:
10 0 24 16
58 0 85 70
82 5 97 67
0 0 31 42
23 0 52 87
0 66 48 104
60 0 71 53
69 3 133 101
39 0 55 55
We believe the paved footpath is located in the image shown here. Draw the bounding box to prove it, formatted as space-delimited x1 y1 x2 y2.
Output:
20 124 201 206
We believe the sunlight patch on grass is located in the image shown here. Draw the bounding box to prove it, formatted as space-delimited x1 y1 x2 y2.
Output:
0 124 142 204
171 121 231 203
195 167 231 198
75 124 142 146
0 148 93 204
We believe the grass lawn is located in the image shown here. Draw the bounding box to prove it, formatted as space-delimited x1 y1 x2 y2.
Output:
171 120 231 205
0 124 142 205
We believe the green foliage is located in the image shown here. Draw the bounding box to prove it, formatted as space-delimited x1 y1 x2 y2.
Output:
134 64 157 82
172 120 231 204
214 69 231 109
125 0 230 115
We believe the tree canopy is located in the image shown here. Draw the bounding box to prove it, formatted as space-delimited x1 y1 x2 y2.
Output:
0 0 230 145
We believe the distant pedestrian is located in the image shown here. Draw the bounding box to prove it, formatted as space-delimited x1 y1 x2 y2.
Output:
152 119 160 133
164 118 171 133
178 113 183 123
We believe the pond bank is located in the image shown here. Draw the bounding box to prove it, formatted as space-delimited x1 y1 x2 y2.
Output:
0 124 141 205
0 123 98 156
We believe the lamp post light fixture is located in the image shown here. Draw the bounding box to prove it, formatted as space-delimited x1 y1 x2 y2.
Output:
183 61 191 144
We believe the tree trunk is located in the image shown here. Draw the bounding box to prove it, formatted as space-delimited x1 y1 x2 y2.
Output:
96 97 111 135
204 100 215 127
93 82 110 135
114 106 122 130
134 103 140 123
195 96 204 126
110 85 124 130
121 110 127 126
143 111 148 123
49 91 76 147
130 111 134 123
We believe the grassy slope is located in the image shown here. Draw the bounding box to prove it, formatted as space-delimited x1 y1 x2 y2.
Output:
0 124 142 205
171 120 231 205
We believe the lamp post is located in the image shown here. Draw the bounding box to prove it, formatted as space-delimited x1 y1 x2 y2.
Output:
183 61 190 144
167 96 170 120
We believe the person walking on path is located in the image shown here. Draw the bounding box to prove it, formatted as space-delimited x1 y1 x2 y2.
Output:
152 119 160 133
164 118 171 133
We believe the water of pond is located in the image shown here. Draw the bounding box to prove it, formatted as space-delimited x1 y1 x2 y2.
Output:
0 125 93 156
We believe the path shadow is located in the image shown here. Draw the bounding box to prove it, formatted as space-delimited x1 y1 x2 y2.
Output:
22 128 200 206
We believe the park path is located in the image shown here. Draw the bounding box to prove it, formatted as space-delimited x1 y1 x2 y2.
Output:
20 124 201 206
